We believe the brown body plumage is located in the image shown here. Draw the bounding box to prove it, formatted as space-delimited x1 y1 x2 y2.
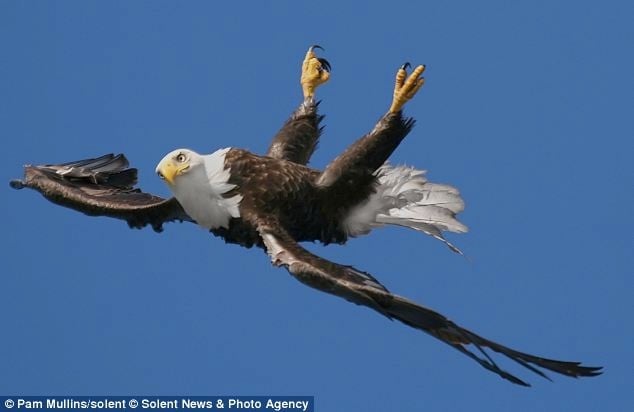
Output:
215 110 412 248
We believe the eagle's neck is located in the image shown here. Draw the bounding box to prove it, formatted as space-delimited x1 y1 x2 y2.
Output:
171 148 242 229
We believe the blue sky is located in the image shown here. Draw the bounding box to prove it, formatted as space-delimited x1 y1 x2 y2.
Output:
1 1 632 410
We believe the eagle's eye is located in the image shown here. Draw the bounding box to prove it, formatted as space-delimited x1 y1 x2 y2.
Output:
176 153 187 163
157 171 165 180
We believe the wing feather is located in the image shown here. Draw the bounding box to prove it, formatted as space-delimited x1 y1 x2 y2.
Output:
255 219 602 386
10 154 193 232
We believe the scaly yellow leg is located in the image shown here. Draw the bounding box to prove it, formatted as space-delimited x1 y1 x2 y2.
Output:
389 63 425 113
301 45 331 99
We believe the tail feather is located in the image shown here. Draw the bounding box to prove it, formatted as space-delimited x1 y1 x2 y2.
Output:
377 205 467 233
375 215 465 254
344 164 467 252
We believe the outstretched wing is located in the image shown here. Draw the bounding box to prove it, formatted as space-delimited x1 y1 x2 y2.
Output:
265 97 325 165
10 154 193 232
254 219 602 386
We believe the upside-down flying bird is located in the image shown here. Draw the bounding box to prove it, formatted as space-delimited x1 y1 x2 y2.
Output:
10 46 602 386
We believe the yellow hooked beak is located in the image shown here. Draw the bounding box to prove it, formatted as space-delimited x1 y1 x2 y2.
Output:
156 160 188 185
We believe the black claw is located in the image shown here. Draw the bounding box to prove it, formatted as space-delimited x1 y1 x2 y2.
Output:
310 45 325 52
401 62 411 71
318 58 332 72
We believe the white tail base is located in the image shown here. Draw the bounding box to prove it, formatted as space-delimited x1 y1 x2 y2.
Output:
343 164 467 253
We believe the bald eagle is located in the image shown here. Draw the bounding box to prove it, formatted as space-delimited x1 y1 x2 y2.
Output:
10 47 601 386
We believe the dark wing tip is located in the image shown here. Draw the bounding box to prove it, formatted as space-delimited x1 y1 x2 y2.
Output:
502 372 531 387
513 356 603 379
10 179 25 189
570 364 603 377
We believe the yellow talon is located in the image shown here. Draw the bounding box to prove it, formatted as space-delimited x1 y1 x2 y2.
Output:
301 46 331 99
389 64 425 113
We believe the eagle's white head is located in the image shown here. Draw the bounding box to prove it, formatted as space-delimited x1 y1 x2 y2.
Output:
156 148 242 229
